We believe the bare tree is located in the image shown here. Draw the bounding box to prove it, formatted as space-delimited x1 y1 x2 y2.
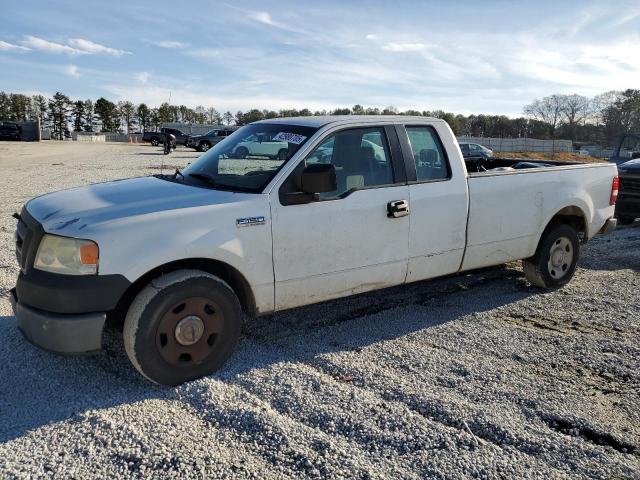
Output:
206 107 222 125
590 91 621 126
523 94 565 137
223 111 234 125
118 101 136 134
561 94 590 140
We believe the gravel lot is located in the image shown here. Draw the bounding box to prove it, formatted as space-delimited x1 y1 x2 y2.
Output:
0 141 638 479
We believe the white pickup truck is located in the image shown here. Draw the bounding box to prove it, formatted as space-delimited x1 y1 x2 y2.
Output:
11 116 618 385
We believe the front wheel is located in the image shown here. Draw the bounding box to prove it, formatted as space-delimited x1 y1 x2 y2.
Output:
151 137 159 146
123 270 243 385
523 223 579 288
235 146 249 159
199 141 211 152
277 148 288 160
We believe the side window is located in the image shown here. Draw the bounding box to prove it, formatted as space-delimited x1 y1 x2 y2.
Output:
306 127 394 198
406 126 450 181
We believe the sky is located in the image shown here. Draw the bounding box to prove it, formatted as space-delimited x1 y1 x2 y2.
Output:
1 0 639 117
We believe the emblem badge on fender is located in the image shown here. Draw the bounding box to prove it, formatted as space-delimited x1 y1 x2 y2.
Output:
236 216 266 227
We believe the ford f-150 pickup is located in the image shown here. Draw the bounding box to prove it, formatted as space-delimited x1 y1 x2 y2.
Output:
11 116 619 385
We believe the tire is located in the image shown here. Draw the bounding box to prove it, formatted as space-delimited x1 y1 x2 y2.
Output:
123 269 243 386
617 216 635 226
277 148 288 161
523 223 579 289
235 146 248 159
199 141 211 152
150 137 160 147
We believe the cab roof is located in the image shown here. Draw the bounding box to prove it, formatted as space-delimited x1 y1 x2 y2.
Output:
253 115 443 128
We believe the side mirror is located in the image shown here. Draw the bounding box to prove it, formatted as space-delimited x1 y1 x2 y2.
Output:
301 163 336 194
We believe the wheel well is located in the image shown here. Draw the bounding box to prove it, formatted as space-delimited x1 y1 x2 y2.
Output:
106 258 256 331
545 206 588 239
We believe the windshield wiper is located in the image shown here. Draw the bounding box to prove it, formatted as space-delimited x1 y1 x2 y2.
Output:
187 172 257 193
187 172 238 191
187 172 218 184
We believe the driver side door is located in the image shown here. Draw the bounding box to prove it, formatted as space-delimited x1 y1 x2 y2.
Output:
270 125 410 310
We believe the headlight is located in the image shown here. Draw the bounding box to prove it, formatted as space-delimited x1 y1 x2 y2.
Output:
34 234 99 275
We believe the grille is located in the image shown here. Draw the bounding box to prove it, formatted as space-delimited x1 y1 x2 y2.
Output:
15 218 27 265
14 208 43 272
620 175 640 194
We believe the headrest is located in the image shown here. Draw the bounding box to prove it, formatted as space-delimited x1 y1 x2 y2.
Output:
419 149 438 164
360 146 375 158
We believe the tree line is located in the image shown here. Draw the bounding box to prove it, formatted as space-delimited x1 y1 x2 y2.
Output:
1 89 638 146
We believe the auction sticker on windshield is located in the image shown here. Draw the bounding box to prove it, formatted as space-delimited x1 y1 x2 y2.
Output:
272 132 307 144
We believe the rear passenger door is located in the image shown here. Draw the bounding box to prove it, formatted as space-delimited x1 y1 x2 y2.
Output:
271 125 410 310
398 124 469 282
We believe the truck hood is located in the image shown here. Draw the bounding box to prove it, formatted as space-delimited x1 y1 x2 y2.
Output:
26 176 246 235
618 159 640 173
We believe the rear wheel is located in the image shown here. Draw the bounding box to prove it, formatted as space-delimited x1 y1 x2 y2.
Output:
235 146 249 159
199 141 211 152
151 137 160 146
523 223 579 288
123 270 243 385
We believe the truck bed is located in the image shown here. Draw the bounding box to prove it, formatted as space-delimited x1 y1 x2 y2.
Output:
464 157 582 174
461 159 618 271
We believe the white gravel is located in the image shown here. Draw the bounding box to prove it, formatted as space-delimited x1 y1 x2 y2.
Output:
0 141 638 479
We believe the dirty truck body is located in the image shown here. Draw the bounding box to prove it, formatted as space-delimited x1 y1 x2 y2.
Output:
11 116 619 385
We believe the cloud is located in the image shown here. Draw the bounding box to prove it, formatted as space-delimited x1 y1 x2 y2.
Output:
135 72 150 83
0 40 30 52
187 48 221 60
68 38 130 56
246 10 301 32
65 64 80 77
22 35 86 55
365 34 378 40
250 11 276 26
19 36 130 56
382 42 427 52
153 40 185 49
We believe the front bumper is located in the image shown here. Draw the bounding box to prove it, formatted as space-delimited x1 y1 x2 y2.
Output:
616 195 640 218
10 288 105 354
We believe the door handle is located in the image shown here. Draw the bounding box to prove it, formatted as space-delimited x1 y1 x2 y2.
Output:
387 199 410 218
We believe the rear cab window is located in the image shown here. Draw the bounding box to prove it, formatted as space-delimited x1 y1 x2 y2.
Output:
405 126 451 182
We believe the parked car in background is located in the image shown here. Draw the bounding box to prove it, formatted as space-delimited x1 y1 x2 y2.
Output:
459 142 493 159
609 133 640 164
11 116 618 385
143 128 190 147
186 127 237 152
231 131 290 159
0 122 22 141
615 158 640 225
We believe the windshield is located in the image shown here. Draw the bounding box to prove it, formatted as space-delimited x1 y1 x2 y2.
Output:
182 123 318 192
